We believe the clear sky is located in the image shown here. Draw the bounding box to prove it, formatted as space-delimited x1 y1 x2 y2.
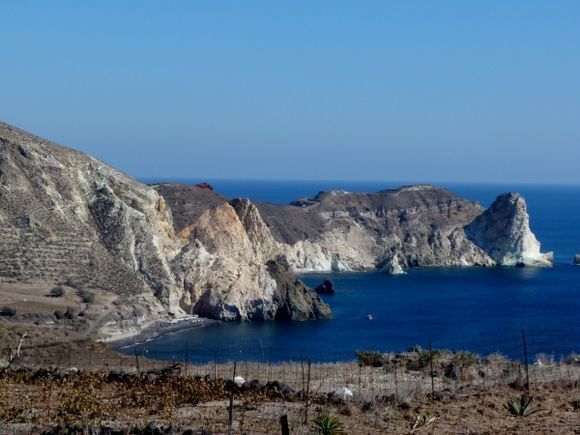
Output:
1 1 579 183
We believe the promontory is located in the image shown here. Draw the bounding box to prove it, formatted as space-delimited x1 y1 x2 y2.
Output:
0 122 552 342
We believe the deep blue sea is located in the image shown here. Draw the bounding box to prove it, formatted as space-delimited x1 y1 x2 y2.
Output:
127 181 580 362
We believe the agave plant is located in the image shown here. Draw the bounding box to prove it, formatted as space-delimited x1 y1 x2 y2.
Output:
311 414 345 435
504 394 538 417
411 412 437 432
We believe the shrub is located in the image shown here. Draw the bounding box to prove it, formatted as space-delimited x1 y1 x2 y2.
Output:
49 286 65 297
453 351 479 368
407 349 441 371
411 412 437 432
76 288 95 304
311 415 344 435
355 350 384 367
60 387 101 417
53 310 64 320
0 306 16 317
504 394 538 417
64 307 76 320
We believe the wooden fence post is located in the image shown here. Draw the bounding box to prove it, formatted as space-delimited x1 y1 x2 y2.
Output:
304 360 311 425
227 361 237 435
279 414 290 435
429 340 435 401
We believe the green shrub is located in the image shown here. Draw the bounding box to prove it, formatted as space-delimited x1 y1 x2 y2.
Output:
76 288 95 304
0 306 16 317
504 394 538 417
311 415 344 435
355 350 384 367
407 349 441 370
49 286 65 297
453 351 479 368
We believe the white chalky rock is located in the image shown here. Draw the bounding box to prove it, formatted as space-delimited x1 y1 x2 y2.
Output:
234 376 245 387
332 387 353 401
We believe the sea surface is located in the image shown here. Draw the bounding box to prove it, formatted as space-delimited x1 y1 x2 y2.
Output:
126 181 580 362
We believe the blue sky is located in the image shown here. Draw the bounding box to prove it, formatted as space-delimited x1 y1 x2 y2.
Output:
1 1 579 183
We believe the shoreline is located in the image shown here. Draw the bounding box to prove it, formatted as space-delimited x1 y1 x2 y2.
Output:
106 316 219 349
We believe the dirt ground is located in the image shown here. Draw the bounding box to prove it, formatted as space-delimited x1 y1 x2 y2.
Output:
0 280 121 347
0 345 578 434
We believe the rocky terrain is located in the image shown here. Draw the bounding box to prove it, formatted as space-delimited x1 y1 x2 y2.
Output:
0 122 329 342
0 343 578 434
0 122 552 342
157 183 553 274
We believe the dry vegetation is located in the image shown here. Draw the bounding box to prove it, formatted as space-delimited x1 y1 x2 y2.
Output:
0 339 578 434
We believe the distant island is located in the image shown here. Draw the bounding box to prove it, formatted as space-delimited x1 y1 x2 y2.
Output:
0 122 552 344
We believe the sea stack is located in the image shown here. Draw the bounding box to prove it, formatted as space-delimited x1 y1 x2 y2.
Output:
465 193 553 267
381 255 407 275
315 279 336 295
0 121 555 342
574 254 580 265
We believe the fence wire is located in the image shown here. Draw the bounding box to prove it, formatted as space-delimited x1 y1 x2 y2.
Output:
1 326 579 434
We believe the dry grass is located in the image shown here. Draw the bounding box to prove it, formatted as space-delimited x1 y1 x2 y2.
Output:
0 344 579 434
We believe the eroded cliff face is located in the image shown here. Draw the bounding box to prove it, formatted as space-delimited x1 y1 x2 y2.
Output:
158 182 551 285
256 186 495 272
465 193 553 267
0 122 330 339
169 199 329 321
248 186 552 273
0 123 181 318
0 122 552 341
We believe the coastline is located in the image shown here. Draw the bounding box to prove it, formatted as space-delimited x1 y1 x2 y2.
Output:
105 316 219 349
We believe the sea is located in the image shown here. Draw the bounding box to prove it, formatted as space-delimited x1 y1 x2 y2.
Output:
124 180 580 362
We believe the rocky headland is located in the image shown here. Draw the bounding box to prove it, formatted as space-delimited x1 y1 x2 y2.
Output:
0 122 553 343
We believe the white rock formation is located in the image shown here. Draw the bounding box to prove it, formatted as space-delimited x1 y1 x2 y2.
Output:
234 376 245 387
0 122 331 341
465 193 553 267
0 122 553 343
381 255 407 275
332 386 353 401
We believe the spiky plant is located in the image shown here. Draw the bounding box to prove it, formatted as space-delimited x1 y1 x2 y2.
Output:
311 414 345 435
504 394 538 417
411 412 437 432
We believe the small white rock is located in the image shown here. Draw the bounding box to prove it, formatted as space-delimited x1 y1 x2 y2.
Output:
332 386 353 401
234 376 245 387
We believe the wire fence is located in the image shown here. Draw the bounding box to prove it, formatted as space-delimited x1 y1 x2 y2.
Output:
1 326 579 434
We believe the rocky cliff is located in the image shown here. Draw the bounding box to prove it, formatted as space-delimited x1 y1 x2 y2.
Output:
268 187 552 272
0 122 552 341
156 183 552 276
0 122 330 341
465 193 553 267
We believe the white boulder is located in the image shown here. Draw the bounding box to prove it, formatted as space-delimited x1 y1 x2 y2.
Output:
382 255 407 275
332 386 353 401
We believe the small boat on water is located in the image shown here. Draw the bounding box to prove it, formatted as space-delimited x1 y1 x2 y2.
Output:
365 314 373 320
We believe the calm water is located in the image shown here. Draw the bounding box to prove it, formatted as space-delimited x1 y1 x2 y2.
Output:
128 181 580 361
